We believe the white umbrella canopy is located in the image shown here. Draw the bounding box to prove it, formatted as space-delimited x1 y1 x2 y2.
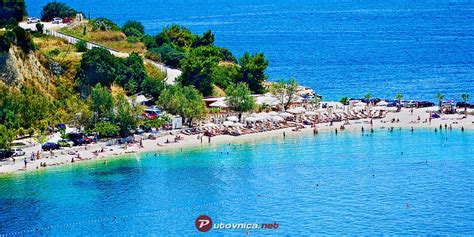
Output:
371 106 386 111
355 101 367 107
316 108 327 113
305 111 317 116
287 107 306 114
279 112 293 118
223 121 234 126
377 100 388 106
256 113 271 121
352 106 364 111
268 111 278 116
203 123 218 128
233 122 245 127
245 117 257 122
226 116 239 122
271 115 284 122
334 109 344 113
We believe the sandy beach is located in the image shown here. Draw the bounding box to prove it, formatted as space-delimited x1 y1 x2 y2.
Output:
1 108 473 174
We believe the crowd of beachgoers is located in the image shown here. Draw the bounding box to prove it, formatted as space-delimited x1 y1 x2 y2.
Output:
1 102 473 174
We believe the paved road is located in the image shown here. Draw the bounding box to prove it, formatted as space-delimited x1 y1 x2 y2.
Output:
19 22 181 84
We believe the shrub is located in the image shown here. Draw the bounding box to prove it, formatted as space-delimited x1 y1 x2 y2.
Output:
47 48 61 57
148 44 184 68
75 40 88 52
35 23 44 34
11 26 35 53
122 20 144 37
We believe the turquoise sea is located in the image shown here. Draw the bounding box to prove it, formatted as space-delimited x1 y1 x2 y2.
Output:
25 0 474 101
0 129 473 235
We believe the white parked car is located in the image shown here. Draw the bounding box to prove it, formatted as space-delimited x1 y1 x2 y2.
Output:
12 148 26 157
27 17 41 24
52 17 63 24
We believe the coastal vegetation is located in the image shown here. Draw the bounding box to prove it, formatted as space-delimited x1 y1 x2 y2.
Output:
225 82 256 120
41 2 77 21
0 0 26 28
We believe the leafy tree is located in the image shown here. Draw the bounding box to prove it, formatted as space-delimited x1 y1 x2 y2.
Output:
155 24 197 49
122 20 145 38
435 93 445 111
75 39 88 52
225 82 256 120
395 93 403 103
94 121 119 137
461 93 470 115
121 52 146 92
0 124 15 150
0 1 26 27
148 44 185 68
77 47 120 88
142 34 158 49
141 76 164 99
11 26 35 52
157 85 206 126
114 90 141 136
179 46 222 96
237 52 268 94
41 2 77 21
219 47 236 63
364 92 372 105
269 78 298 111
211 63 239 90
193 30 214 47
91 84 114 120
340 96 349 105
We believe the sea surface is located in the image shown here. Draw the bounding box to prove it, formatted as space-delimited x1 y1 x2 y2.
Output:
25 0 474 101
0 129 473 235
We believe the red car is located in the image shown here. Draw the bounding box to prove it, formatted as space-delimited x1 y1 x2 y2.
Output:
63 17 73 24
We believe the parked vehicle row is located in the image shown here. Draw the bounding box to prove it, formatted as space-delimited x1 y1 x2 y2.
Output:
26 16 73 25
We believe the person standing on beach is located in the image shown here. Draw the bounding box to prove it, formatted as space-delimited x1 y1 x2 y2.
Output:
283 131 286 138
23 158 27 168
208 136 211 144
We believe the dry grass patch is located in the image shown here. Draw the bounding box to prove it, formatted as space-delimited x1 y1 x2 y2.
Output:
59 22 145 54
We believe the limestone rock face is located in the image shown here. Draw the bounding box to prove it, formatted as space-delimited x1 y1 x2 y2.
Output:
0 46 51 86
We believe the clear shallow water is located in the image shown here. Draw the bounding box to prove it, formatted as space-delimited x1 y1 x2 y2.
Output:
25 0 474 101
0 129 473 235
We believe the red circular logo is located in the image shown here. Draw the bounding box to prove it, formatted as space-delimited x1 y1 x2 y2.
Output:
195 215 213 232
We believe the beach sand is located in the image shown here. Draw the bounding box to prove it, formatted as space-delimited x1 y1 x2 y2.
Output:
1 108 473 174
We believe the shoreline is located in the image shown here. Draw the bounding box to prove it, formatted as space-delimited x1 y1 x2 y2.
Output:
1 108 473 175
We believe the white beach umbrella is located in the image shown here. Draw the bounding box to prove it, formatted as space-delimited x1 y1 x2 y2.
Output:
226 116 239 122
377 100 388 106
371 106 386 111
287 107 305 114
203 123 218 128
271 115 284 122
355 101 367 107
279 112 293 118
384 107 398 112
268 111 278 116
245 117 257 122
223 121 234 127
305 111 317 116
233 122 245 127
316 108 327 113
256 113 271 121
334 109 344 113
